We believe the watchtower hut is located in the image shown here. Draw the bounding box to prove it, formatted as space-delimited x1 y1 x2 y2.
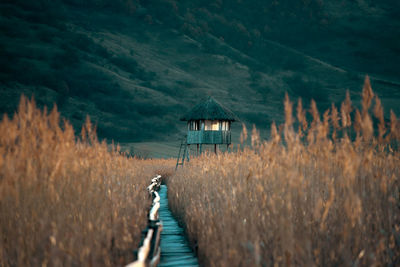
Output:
176 97 237 169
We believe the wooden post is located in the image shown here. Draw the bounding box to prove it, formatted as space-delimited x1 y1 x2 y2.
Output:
214 144 217 154
197 144 199 156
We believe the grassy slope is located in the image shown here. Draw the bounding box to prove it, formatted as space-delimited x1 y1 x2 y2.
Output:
0 1 399 157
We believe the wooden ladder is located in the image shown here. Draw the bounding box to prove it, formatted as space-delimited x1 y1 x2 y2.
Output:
175 136 188 170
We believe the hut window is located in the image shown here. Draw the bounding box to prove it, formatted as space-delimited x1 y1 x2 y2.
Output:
189 121 200 130
204 120 224 130
205 120 212 130
222 121 231 131
221 121 227 131
212 120 219 131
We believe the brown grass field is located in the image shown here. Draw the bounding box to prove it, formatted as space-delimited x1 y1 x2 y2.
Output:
168 78 400 266
0 96 174 266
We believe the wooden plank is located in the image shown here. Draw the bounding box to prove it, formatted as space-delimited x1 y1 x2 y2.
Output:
158 185 199 267
127 176 198 267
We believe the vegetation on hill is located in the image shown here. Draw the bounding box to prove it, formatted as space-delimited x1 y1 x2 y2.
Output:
0 0 163 142
0 96 174 266
1 0 399 150
168 79 400 266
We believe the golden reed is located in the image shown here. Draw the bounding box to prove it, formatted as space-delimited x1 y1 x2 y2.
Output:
168 77 400 266
0 96 173 266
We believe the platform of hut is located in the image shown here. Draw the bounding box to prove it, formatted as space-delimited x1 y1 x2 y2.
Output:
158 185 199 267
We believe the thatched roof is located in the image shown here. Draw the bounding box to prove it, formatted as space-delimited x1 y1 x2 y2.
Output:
180 96 238 121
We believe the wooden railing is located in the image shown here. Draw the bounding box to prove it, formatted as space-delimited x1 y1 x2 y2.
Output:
187 130 231 144
126 175 162 267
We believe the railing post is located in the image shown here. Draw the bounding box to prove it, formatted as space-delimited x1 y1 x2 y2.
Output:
126 175 163 267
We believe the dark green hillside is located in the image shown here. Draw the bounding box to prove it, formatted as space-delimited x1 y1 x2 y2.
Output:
1 0 399 156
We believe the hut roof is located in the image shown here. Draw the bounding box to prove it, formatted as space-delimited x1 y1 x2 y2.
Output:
180 96 238 121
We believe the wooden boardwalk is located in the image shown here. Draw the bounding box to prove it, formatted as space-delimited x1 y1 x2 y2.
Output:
158 185 199 267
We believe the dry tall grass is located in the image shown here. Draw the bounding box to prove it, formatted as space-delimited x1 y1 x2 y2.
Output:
169 77 400 266
0 96 173 266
